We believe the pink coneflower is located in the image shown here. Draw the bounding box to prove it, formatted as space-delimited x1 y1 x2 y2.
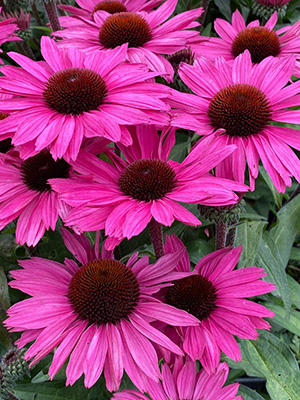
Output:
0 150 74 246
113 358 242 400
0 36 170 161
0 7 21 61
160 235 275 372
5 229 199 391
0 9 31 33
192 9 300 76
0 94 13 155
51 125 247 249
255 0 291 6
59 0 165 27
54 0 204 81
170 51 300 192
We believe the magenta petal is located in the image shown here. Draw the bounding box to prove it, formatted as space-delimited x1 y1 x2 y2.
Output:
84 324 108 388
120 319 161 382
104 323 124 392
48 320 88 379
137 302 198 326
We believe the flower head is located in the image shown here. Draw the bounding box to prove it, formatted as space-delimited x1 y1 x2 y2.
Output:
0 7 21 61
113 358 242 400
255 0 291 5
192 9 300 76
0 36 170 161
170 51 300 192
54 0 204 81
5 229 198 391
51 125 247 249
59 0 165 27
160 235 275 372
0 150 73 246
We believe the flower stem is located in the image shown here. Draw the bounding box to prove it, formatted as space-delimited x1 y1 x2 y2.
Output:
216 219 227 250
44 0 61 32
199 0 211 32
148 218 164 259
226 219 238 247
31 2 43 27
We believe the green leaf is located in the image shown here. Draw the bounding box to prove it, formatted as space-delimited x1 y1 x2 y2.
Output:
287 275 300 309
269 193 300 268
186 239 213 264
259 166 283 209
265 303 300 337
256 233 291 311
240 331 300 400
236 220 266 267
289 247 300 261
0 266 12 350
238 385 265 400
14 376 111 400
213 0 232 20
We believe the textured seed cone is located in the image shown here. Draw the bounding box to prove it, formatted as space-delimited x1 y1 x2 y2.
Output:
198 200 245 224
252 1 288 19
17 29 32 41
0 348 29 399
166 49 194 92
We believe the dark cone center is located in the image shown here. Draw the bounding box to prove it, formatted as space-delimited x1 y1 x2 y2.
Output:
208 83 271 137
99 12 153 48
43 68 107 115
21 151 71 192
166 48 195 73
119 159 177 202
231 26 281 63
93 0 127 14
68 259 140 324
166 274 217 321
0 138 12 153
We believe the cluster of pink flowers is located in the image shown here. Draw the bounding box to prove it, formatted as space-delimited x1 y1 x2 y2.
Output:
1 0 299 397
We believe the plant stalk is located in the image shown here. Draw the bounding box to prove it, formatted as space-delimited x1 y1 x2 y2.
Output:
148 218 164 259
44 0 61 32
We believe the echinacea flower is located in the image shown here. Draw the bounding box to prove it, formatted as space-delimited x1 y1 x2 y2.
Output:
113 358 242 400
0 7 21 47
5 228 199 391
170 51 300 192
51 125 247 249
192 9 300 77
54 0 204 81
59 0 165 27
0 150 73 246
255 0 291 6
160 234 275 372
0 36 170 161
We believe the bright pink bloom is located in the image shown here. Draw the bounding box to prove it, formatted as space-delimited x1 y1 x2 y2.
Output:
192 9 300 77
0 8 31 32
51 125 247 249
59 0 165 26
113 358 242 400
0 36 170 161
5 229 199 391
255 0 291 5
169 51 300 192
0 150 74 246
54 0 204 81
0 7 21 50
160 235 275 372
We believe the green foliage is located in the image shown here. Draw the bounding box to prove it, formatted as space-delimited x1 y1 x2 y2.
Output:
240 331 300 400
